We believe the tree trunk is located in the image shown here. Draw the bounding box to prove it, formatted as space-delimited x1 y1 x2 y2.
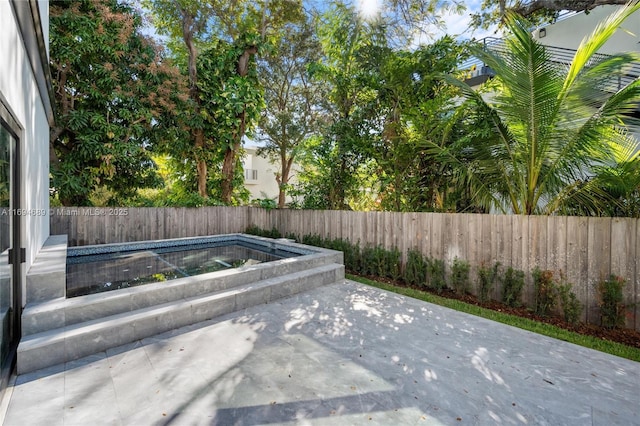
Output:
179 7 207 198
220 141 239 204
195 129 207 197
220 46 259 204
277 155 294 209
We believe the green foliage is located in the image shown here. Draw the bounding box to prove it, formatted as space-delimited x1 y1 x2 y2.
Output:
469 0 630 30
427 258 447 293
284 232 298 242
558 280 582 325
300 4 474 213
360 246 377 276
253 197 277 210
501 267 525 307
478 262 500 303
328 238 362 273
470 0 560 29
198 38 264 148
257 18 324 208
297 232 402 279
383 247 402 281
598 275 627 329
367 38 472 213
450 257 471 294
244 225 282 239
404 249 428 287
532 268 558 317
49 0 185 206
145 0 304 203
305 4 382 210
432 5 640 215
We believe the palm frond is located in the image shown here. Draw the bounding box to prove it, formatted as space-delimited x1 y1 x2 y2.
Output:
561 1 640 99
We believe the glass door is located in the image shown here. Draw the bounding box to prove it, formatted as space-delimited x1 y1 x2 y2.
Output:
0 122 18 388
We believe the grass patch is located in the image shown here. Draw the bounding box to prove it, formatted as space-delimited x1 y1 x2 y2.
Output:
348 274 640 363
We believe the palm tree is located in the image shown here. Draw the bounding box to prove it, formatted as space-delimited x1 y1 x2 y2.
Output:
429 1 640 215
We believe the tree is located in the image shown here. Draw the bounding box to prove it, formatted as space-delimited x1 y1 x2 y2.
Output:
429 2 640 215
363 38 470 212
147 0 303 204
49 0 185 206
197 34 264 204
144 0 212 198
306 3 385 210
257 19 324 208
471 0 632 29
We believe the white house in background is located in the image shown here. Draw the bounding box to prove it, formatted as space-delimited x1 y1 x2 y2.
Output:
466 6 640 86
242 147 299 205
0 0 53 398
464 5 640 136
532 6 640 53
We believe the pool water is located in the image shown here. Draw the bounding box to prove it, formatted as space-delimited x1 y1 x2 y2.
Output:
66 242 297 298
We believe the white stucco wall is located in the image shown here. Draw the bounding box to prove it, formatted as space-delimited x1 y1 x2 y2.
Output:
533 6 640 54
0 1 51 302
242 148 299 204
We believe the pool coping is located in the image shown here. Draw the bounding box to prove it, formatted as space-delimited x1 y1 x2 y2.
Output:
26 235 67 304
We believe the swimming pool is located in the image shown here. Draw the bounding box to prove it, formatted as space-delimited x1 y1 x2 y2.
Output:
66 235 310 297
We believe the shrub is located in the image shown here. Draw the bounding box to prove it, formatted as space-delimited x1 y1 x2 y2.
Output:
245 225 263 236
349 241 363 274
404 249 427 287
478 262 500 303
253 198 277 210
360 245 376 276
384 247 402 281
501 267 525 307
450 258 471 294
328 238 361 273
598 275 627 329
284 232 298 242
372 246 387 277
245 225 281 239
427 258 446 293
302 233 323 247
558 279 582 324
532 268 558 317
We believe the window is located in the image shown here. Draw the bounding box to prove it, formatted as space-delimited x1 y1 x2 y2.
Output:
245 169 258 181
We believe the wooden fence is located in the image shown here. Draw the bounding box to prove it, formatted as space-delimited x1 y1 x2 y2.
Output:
51 207 639 331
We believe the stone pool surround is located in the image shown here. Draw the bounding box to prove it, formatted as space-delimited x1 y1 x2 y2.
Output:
19 234 344 373
26 233 327 304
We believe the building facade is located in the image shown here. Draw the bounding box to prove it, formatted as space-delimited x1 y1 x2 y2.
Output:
242 147 299 205
0 0 53 395
532 6 640 53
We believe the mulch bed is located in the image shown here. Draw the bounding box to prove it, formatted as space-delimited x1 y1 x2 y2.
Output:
356 274 640 350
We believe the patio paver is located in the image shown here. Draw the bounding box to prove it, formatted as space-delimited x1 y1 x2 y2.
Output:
4 280 639 425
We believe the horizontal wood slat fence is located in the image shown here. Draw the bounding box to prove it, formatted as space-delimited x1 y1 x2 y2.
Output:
51 207 639 331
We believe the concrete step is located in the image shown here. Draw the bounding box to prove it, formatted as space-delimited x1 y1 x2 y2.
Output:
17 263 344 374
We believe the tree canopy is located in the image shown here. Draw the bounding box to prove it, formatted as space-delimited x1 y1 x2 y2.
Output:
49 0 186 206
48 0 640 217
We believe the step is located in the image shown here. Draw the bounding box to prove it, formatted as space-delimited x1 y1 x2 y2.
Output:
17 263 344 374
22 251 340 336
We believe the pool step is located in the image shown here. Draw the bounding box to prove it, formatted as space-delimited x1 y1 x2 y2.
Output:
17 263 344 374
22 250 340 337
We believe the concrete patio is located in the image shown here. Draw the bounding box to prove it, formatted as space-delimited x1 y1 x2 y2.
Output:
2 280 639 425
